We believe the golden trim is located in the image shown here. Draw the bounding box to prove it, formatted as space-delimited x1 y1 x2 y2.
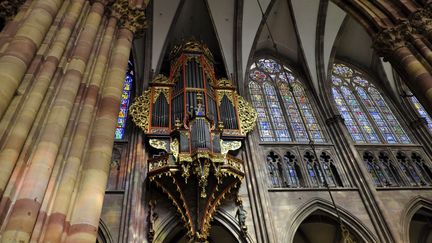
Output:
236 94 257 135
130 89 151 133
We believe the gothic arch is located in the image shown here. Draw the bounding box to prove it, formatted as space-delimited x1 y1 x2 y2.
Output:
97 219 114 243
153 210 253 243
401 196 432 243
284 198 377 243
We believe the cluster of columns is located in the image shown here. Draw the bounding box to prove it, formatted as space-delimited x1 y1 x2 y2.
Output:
372 3 432 116
0 0 146 242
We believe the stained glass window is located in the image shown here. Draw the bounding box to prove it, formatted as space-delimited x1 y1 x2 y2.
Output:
331 63 411 144
248 58 326 143
115 60 134 140
409 96 432 132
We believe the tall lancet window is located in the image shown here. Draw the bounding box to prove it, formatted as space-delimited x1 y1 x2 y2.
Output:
115 59 134 140
248 58 326 143
331 63 411 144
409 95 432 133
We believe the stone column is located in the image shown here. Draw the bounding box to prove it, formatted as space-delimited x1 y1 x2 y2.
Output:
66 2 146 242
410 4 432 41
0 0 32 52
1 2 107 242
0 0 86 199
373 23 432 116
0 0 64 119
42 17 118 243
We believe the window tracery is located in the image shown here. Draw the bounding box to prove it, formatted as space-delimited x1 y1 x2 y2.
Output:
331 63 411 144
361 150 432 188
266 149 343 188
248 58 325 143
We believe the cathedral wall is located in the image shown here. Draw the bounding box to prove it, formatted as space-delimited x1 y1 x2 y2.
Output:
375 190 432 242
267 190 377 242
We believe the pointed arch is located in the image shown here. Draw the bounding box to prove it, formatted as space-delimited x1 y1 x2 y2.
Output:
153 210 253 243
97 219 114 243
401 196 432 243
284 198 377 243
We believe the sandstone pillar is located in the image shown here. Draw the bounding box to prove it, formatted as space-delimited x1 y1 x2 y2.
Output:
1 2 107 242
0 0 86 199
373 22 432 116
0 0 64 119
66 2 146 242
42 17 118 243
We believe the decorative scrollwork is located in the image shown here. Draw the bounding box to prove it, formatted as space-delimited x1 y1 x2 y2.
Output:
169 39 214 61
220 140 242 157
153 87 170 104
149 139 167 151
151 74 171 84
129 89 151 132
170 138 179 161
236 94 257 135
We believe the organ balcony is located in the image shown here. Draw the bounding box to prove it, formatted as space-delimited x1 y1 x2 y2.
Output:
129 40 256 241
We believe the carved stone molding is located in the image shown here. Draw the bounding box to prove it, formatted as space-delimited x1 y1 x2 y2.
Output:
110 0 146 36
372 22 409 57
410 4 432 37
0 0 26 21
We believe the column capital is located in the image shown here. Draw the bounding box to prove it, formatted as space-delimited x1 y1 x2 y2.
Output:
0 0 26 20
410 6 432 37
372 22 411 58
110 0 146 36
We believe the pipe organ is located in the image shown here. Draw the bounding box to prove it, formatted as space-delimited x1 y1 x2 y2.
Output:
129 40 256 241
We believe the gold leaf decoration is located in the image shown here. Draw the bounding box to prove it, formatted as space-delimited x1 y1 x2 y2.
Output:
170 138 179 161
149 139 167 151
220 140 242 157
236 94 257 135
129 89 151 133
151 74 171 84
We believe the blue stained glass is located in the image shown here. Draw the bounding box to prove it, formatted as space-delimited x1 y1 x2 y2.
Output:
332 62 412 144
249 81 276 141
279 81 325 143
332 63 353 77
115 60 134 140
263 82 291 141
368 87 411 144
357 87 396 143
257 58 281 74
410 96 432 133
249 69 267 82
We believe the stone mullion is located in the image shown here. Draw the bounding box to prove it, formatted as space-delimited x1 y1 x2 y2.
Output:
0 0 66 119
0 0 87 201
66 2 146 239
41 17 118 243
0 2 107 242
